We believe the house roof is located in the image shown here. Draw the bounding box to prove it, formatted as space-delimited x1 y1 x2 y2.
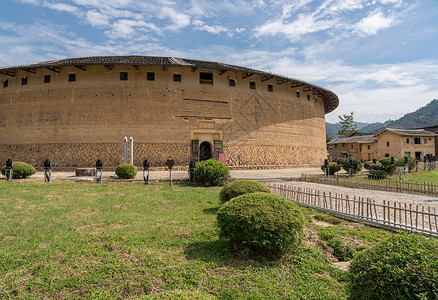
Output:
376 128 437 137
0 55 339 114
328 135 377 145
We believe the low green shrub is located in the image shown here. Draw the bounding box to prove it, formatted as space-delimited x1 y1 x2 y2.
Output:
348 233 438 300
320 162 341 175
194 159 230 186
378 157 392 166
368 168 387 179
363 161 375 170
395 157 417 172
217 192 305 256
337 158 363 174
0 161 36 179
319 231 356 261
115 163 137 179
219 180 271 204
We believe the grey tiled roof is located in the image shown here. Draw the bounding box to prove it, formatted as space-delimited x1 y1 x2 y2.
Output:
378 128 437 137
0 56 339 113
328 135 377 144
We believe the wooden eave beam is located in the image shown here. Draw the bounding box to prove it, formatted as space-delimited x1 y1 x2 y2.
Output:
303 86 312 92
0 70 15 77
261 76 273 82
47 67 61 73
21 68 36 74
242 73 253 79
290 83 305 88
191 67 198 72
162 65 166 71
219 70 227 75
74 65 86 71
103 64 113 70
277 79 290 85
132 65 139 70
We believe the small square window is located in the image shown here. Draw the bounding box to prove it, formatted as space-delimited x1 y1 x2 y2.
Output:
406 138 409 144
21 77 28 85
367 145 370 150
250 81 256 89
147 72 155 81
296 91 300 98
44 75 51 83
229 78 236 86
69 74 76 82
386 141 390 147
315 98 317 103
3 80 8 88
120 72 128 81
173 74 181 82
307 94 310 101
200 72 213 84
414 137 421 144
424 138 427 144
268 84 273 92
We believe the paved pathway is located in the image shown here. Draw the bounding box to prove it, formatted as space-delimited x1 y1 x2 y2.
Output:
4 167 321 182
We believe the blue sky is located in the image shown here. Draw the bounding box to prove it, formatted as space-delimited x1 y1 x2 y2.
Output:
1 0 438 123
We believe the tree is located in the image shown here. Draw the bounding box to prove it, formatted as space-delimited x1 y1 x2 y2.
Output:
336 112 358 137
326 132 333 143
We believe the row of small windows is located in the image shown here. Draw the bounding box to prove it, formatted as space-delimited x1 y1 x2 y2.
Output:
1 71 317 100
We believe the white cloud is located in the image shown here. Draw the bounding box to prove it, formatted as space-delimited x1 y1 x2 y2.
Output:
353 9 397 36
193 20 228 34
159 7 191 31
105 19 160 39
43 2 80 13
255 13 337 41
86 10 110 27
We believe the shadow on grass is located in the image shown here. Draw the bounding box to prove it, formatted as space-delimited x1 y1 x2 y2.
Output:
202 207 219 215
184 240 231 263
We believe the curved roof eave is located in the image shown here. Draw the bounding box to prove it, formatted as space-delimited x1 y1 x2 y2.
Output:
0 55 339 114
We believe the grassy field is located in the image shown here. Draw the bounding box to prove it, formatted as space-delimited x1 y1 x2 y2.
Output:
0 180 394 299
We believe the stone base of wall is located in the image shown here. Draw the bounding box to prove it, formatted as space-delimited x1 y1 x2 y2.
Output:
0 143 326 170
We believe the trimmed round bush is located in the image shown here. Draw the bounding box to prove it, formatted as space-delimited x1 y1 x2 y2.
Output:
219 180 271 204
115 163 137 179
378 157 392 166
363 161 377 170
320 162 341 175
348 233 438 300
194 159 230 186
0 161 36 179
337 157 363 174
217 192 305 256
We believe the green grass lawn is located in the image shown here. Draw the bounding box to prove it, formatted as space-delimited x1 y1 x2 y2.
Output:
0 181 394 299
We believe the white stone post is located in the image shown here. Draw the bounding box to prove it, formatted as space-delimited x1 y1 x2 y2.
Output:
124 136 128 164
130 136 133 165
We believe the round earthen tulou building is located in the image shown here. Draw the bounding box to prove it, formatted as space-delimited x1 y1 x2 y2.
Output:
0 56 339 169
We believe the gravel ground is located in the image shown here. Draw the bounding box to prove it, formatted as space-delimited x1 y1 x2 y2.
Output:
270 181 438 210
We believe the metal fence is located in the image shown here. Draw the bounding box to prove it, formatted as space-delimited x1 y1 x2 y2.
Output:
299 175 438 197
268 183 438 237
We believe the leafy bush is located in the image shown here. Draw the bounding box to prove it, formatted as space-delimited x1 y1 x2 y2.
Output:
115 163 137 179
0 161 36 179
219 180 271 204
378 157 393 166
363 161 375 170
337 158 363 174
320 162 341 175
395 157 418 173
348 233 438 300
217 192 305 256
368 167 388 179
194 159 230 186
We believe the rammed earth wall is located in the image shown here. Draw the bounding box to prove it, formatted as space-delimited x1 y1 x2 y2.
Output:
0 58 336 169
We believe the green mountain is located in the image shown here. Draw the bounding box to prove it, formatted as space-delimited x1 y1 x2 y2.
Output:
326 121 370 140
360 99 438 133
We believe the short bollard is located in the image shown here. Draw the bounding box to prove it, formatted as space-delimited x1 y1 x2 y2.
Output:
189 161 195 184
165 158 175 186
5 158 13 181
143 159 150 184
95 159 103 183
44 159 52 183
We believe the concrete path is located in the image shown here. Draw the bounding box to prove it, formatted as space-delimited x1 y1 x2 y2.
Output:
0 167 321 182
